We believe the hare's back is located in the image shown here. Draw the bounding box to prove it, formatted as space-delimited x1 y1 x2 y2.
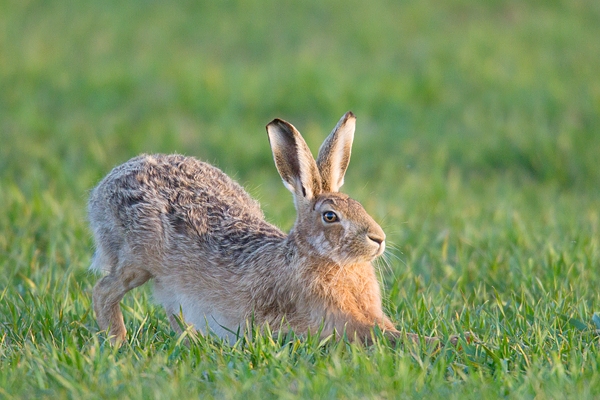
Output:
90 154 265 229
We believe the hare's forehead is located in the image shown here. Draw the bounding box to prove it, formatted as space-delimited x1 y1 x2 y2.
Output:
313 194 364 214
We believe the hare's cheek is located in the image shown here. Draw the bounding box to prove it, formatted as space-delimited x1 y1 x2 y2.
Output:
330 235 358 260
348 236 378 259
306 232 332 257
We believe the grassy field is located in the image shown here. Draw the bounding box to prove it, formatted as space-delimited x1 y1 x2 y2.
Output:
1 0 600 398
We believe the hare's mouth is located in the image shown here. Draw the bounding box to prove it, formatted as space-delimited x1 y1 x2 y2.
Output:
365 234 386 260
372 241 386 259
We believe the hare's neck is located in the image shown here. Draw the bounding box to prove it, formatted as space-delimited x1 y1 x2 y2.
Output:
238 233 303 304
237 225 296 274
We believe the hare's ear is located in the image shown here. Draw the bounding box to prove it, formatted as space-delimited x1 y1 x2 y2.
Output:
266 119 322 206
316 111 355 192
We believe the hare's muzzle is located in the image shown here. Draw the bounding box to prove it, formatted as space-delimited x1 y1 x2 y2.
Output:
367 232 386 258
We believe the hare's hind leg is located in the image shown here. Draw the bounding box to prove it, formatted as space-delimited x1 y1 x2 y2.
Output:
93 262 151 343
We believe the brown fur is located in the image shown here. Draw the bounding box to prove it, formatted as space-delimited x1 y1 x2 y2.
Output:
88 112 445 346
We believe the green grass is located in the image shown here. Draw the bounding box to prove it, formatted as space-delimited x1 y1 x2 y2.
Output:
1 0 600 398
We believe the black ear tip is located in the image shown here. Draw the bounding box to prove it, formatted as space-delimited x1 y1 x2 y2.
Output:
266 118 282 128
266 118 293 131
268 118 286 125
345 111 356 119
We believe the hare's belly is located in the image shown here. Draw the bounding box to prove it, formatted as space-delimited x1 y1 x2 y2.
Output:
154 283 242 342
183 303 242 342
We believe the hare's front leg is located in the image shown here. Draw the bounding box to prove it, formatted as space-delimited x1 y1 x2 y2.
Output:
382 327 472 348
92 265 151 343
341 317 440 347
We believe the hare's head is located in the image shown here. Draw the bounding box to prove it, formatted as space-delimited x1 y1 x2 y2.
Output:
266 112 385 265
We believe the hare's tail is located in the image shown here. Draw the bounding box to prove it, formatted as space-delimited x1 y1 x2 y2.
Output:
88 242 118 274
89 251 100 272
89 251 109 274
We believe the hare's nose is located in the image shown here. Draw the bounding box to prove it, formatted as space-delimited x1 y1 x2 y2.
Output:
367 223 386 245
367 233 385 245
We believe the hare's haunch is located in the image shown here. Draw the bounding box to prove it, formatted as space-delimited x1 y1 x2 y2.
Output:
88 112 438 345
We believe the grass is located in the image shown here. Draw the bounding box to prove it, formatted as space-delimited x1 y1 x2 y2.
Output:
1 0 600 398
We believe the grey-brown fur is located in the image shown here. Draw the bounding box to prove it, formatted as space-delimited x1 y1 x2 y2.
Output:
88 112 448 346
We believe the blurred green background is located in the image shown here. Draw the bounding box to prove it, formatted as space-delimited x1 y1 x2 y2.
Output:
1 0 600 397
2 0 598 285
4 0 599 187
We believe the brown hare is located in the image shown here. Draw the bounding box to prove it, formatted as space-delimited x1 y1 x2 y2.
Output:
88 112 456 346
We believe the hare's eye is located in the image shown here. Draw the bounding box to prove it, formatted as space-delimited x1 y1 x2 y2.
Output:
322 211 339 223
